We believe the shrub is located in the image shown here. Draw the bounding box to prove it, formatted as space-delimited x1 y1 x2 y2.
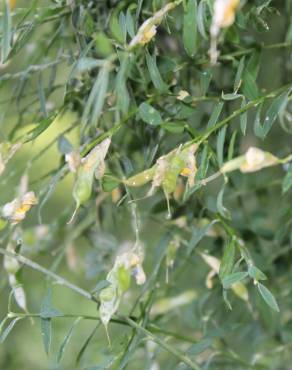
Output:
0 0 292 369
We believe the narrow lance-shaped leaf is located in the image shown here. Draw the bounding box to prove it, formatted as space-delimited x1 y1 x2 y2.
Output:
216 185 231 219
183 0 198 57
248 265 267 282
0 317 22 344
261 90 290 138
257 283 280 312
207 102 224 129
240 97 248 135
197 0 208 39
116 54 130 115
57 317 82 363
145 49 168 92
216 126 227 167
119 12 127 43
234 56 245 92
24 113 58 143
222 271 248 289
126 8 135 38
219 238 236 281
187 220 218 256
282 165 292 194
41 318 51 355
1 0 12 63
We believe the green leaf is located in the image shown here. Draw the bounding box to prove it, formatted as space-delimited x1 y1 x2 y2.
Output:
234 56 245 92
242 71 259 100
76 323 100 364
82 63 110 129
94 34 114 57
216 126 227 167
57 318 81 363
254 104 264 138
126 8 135 38
207 102 224 129
40 288 63 319
248 265 267 281
162 121 185 133
200 69 212 95
24 113 58 142
222 272 248 289
138 102 163 126
227 130 237 161
0 317 22 343
101 174 120 192
187 338 213 355
257 283 280 312
116 54 130 115
109 11 124 43
223 289 232 310
118 12 127 43
242 52 260 100
183 0 198 57
197 0 208 39
91 280 111 294
1 0 12 63
145 50 168 92
187 220 218 256
41 318 51 355
240 98 247 135
219 238 236 281
282 165 292 194
221 92 242 101
37 73 47 118
261 90 290 138
216 185 231 219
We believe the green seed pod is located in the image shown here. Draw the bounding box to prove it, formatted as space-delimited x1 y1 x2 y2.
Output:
99 285 116 302
73 171 93 207
117 265 131 293
163 155 185 194
124 166 156 187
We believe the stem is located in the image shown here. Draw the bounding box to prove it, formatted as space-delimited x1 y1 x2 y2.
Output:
0 248 96 303
122 316 202 370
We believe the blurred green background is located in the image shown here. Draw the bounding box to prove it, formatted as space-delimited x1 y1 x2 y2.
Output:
0 1 292 369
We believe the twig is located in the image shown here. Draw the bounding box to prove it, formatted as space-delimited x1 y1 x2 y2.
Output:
0 248 96 302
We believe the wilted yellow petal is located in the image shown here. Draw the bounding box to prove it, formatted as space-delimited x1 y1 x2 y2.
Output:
2 191 38 224
240 147 279 173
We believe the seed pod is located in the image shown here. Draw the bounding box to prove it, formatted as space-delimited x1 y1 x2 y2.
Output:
69 138 111 223
72 170 94 208
162 154 186 194
124 167 156 187
99 250 146 332
3 243 27 312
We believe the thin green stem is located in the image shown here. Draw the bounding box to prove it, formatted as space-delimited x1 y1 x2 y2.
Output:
122 316 202 370
0 248 96 303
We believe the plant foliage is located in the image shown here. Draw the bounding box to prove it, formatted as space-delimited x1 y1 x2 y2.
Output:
0 0 292 369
